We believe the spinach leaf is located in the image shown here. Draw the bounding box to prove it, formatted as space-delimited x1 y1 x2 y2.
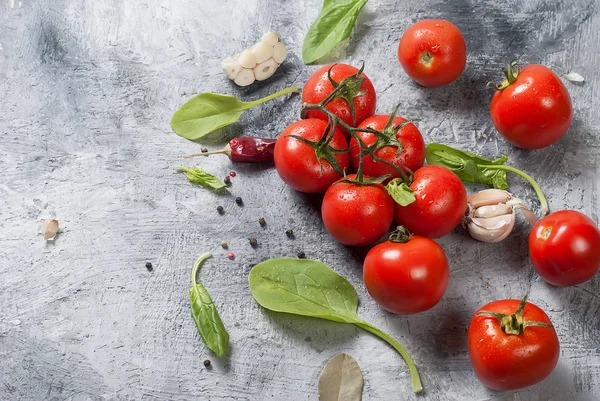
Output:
189 253 229 357
249 258 423 393
171 86 298 142
302 0 368 64
425 143 509 189
175 165 227 191
385 178 415 206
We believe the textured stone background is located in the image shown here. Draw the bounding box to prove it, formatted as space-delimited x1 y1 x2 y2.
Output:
1 0 599 400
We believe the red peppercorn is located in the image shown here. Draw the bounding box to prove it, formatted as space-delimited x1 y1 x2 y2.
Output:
230 171 237 177
227 252 235 260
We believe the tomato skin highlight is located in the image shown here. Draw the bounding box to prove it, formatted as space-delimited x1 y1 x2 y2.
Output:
529 210 600 286
349 115 425 179
394 165 467 238
274 119 349 194
468 299 559 391
490 64 573 149
302 64 376 137
321 175 394 246
363 237 449 314
397 19 466 87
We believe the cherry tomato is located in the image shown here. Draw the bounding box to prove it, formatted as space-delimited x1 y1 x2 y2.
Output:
468 299 559 391
490 63 573 149
363 235 449 314
302 64 376 137
394 165 467 238
397 19 466 87
349 115 425 179
529 210 600 286
274 119 349 193
321 175 394 246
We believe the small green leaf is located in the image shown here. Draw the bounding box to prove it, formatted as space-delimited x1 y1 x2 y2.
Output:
175 165 227 191
425 143 509 189
302 0 369 64
385 178 416 206
189 253 229 357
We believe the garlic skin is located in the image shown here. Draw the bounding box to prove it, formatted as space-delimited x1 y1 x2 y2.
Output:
463 189 538 243
221 32 287 86
41 219 59 241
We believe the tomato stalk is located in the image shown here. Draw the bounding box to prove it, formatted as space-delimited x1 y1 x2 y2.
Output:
477 294 553 335
489 60 520 91
389 226 411 243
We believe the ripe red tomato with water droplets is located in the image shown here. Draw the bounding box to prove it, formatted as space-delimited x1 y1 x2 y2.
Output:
321 175 394 246
302 64 376 137
394 165 467 238
274 119 349 193
529 210 600 286
363 235 449 314
490 63 572 149
468 299 559 391
349 115 425 180
397 19 466 87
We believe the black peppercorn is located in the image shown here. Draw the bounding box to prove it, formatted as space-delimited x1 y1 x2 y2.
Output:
249 237 258 248
220 241 229 249
235 197 243 206
201 147 208 153
203 359 211 368
224 176 231 185
258 217 266 227
297 251 306 259
145 262 153 270
216 205 224 214
285 229 294 239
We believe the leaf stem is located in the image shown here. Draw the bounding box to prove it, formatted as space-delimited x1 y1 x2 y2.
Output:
355 320 423 393
191 252 212 286
478 164 548 215
246 85 300 108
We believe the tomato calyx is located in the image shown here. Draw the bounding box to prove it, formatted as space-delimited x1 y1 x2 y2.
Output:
287 118 348 177
367 104 411 157
389 226 412 243
488 60 521 91
477 295 553 335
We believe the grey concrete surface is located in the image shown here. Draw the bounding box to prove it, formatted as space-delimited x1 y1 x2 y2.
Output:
1 0 599 400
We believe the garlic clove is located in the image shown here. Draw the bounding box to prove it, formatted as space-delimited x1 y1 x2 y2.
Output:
239 50 257 69
467 213 516 243
234 68 256 86
261 31 280 47
221 57 242 80
273 41 287 64
253 58 278 81
467 188 512 208
251 42 274 64
41 219 59 241
473 203 513 218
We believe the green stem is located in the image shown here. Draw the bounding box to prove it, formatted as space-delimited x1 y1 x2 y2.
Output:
245 85 300 108
191 252 212 286
355 320 423 393
477 164 549 216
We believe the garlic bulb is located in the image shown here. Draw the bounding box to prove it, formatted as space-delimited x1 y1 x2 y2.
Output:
221 32 287 86
463 189 538 243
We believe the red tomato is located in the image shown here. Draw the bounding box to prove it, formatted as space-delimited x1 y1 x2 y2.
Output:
349 115 425 179
394 165 467 238
529 210 600 286
468 299 559 391
302 64 376 137
490 64 572 149
363 236 449 314
321 175 394 246
397 19 466 87
274 119 349 193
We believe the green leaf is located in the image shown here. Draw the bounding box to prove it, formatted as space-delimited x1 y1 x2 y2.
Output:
425 143 509 189
249 258 423 393
170 86 299 142
385 178 416 206
302 0 369 64
175 165 227 191
189 253 229 357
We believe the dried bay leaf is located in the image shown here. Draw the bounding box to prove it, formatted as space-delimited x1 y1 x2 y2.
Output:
318 353 363 401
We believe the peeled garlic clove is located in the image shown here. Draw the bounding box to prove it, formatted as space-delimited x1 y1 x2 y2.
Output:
234 68 255 86
261 31 280 47
239 50 257 69
467 188 512 208
251 42 274 64
253 59 278 81
221 57 242 80
273 41 287 64
473 203 512 218
41 219 59 241
467 213 516 243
